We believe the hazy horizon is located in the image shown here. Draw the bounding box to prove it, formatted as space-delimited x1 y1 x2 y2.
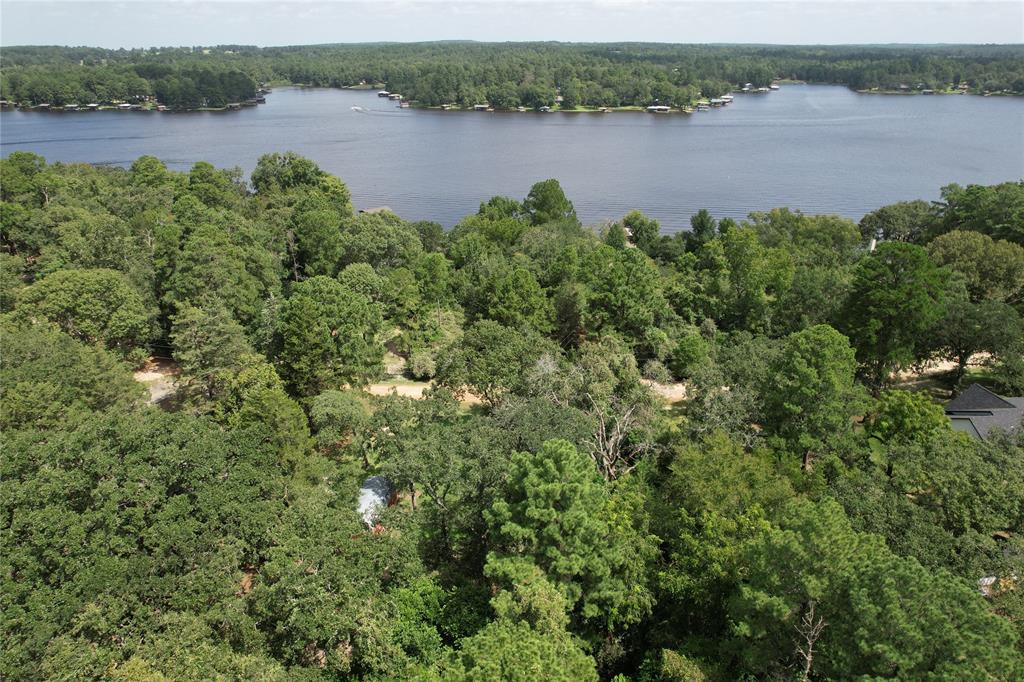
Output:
3 1 1022 49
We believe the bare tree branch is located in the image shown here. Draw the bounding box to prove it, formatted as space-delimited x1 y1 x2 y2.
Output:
794 600 827 682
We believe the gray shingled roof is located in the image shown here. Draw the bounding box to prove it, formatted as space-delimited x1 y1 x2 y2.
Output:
945 384 1016 412
945 384 1024 439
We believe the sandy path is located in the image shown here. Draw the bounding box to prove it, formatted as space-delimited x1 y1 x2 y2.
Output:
642 379 688 403
365 381 482 405
133 357 179 405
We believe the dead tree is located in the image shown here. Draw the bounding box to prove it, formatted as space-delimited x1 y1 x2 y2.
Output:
586 395 650 481
794 600 827 682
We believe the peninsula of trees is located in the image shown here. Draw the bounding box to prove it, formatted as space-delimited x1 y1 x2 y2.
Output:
2 42 1023 110
2 151 1023 680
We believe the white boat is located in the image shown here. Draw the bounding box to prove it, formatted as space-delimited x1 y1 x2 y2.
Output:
770 84 780 90
646 105 671 113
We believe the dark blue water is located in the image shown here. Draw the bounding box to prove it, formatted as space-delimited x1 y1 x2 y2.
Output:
2 85 1021 231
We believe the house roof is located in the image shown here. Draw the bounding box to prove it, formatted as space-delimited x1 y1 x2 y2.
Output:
945 383 1016 412
945 384 1024 439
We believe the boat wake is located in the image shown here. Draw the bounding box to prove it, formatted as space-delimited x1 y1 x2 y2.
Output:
350 106 366 113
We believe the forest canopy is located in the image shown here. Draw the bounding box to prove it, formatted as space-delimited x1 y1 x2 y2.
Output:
1 150 1023 680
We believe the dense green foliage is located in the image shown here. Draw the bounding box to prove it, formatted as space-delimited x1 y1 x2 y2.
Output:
2 151 1023 680
2 42 1023 109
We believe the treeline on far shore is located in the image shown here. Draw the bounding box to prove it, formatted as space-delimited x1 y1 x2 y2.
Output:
2 42 1023 111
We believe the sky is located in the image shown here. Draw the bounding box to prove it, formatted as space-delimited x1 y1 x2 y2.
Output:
1 0 1022 48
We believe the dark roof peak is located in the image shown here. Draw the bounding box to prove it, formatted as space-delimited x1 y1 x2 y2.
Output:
946 383 1016 412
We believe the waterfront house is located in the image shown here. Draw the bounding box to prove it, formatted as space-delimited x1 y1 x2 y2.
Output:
945 384 1024 440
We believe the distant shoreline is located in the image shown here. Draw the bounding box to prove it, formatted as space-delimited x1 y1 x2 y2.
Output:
4 80 1019 117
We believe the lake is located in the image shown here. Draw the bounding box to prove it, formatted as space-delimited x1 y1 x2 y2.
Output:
1 85 1021 231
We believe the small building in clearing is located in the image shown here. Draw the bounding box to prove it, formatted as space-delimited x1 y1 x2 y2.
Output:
358 476 395 528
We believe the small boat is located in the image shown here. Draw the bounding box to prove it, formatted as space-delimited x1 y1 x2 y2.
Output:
517 106 527 112
646 105 671 113
388 93 402 100
377 90 390 97
769 84 780 90
538 105 552 112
